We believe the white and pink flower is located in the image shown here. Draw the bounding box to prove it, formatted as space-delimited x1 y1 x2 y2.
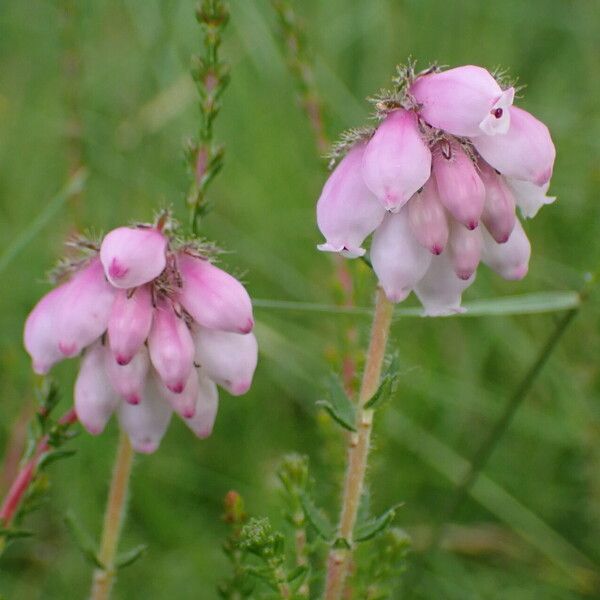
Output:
317 63 556 315
24 221 258 452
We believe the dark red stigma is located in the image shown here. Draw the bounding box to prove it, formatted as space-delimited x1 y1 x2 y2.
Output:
493 108 503 119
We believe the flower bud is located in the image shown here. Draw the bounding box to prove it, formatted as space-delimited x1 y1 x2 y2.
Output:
411 65 514 137
157 369 199 419
505 178 556 219
316 143 385 257
100 226 167 289
56 259 116 358
117 377 172 453
448 221 482 280
178 253 254 333
473 106 555 186
433 142 485 230
107 285 153 365
105 345 150 405
362 110 431 212
479 162 517 243
414 254 476 316
194 327 258 396
407 178 449 255
482 219 531 280
371 209 432 303
184 372 219 439
148 299 195 393
75 342 119 435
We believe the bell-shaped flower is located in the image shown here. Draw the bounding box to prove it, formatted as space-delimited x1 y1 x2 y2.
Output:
158 369 199 419
407 178 449 255
178 253 254 334
107 285 153 365
56 259 116 358
316 143 385 257
410 65 514 137
362 109 431 212
473 106 555 185
448 222 482 280
505 178 556 219
193 327 258 396
24 286 67 375
75 342 119 435
371 210 432 303
184 372 219 439
479 162 516 243
117 378 172 454
414 254 476 316
433 142 485 230
482 219 531 280
100 226 167 289
105 345 150 406
148 299 195 393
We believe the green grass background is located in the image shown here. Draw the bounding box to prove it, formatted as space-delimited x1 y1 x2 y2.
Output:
0 0 599 598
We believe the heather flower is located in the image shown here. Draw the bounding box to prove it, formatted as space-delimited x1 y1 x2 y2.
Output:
24 219 258 452
316 63 556 315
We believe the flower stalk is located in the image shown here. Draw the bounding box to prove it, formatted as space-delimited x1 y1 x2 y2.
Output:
324 287 394 600
90 431 135 600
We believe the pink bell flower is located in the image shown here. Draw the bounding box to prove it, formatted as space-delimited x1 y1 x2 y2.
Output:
482 219 531 280
433 142 485 230
448 222 482 280
100 226 167 289
157 369 199 419
506 178 556 219
183 372 219 439
193 327 258 396
107 285 154 365
407 178 449 255
316 143 385 257
104 345 150 406
75 342 119 435
147 299 195 394
371 210 432 303
178 253 254 334
479 161 517 243
473 106 555 185
362 110 432 212
414 254 476 316
410 65 514 137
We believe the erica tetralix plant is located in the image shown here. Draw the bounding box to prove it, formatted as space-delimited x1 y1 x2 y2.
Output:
24 213 258 453
317 63 556 315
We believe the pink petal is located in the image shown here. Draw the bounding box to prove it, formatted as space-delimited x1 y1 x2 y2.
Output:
107 285 153 365
74 342 119 435
117 377 172 453
410 65 512 137
361 110 432 212
473 106 555 185
105 345 150 405
448 221 482 280
193 327 258 396
479 162 517 243
433 142 485 230
370 209 432 303
407 178 449 255
414 254 476 316
56 259 116 358
100 226 167 289
482 218 531 280
316 143 385 258
156 369 199 419
148 299 195 393
24 285 68 374
184 371 219 439
505 178 556 219
178 253 254 333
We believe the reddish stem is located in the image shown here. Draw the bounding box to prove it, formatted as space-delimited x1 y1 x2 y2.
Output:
0 409 77 526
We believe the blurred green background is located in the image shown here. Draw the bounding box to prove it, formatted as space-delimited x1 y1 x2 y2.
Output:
1 0 599 598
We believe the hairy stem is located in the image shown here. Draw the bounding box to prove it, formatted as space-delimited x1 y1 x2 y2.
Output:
90 432 134 600
324 288 394 600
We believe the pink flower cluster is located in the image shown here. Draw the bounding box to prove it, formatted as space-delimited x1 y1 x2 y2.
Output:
317 65 556 315
24 225 258 453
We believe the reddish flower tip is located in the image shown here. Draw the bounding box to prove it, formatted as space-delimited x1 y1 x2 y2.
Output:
497 233 511 244
183 407 196 419
108 258 129 280
126 394 140 405
239 318 254 334
58 341 77 357
168 382 185 394
467 220 478 231
116 354 132 366
457 271 473 281
431 244 444 255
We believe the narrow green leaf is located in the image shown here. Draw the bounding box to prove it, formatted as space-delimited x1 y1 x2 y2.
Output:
287 564 308 582
115 544 147 569
300 494 335 541
332 537 351 550
0 527 33 540
354 504 403 543
316 376 356 432
64 511 103 569
38 449 76 470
